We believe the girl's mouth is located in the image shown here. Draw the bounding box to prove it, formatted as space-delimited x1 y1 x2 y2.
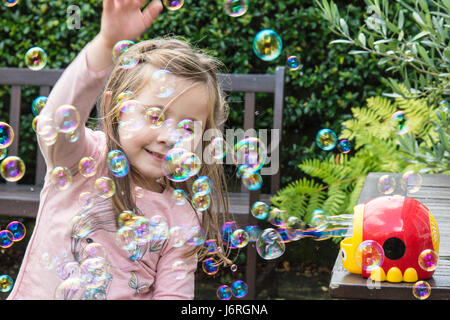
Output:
145 149 165 162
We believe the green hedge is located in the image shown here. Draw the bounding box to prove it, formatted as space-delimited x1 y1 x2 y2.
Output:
0 0 389 187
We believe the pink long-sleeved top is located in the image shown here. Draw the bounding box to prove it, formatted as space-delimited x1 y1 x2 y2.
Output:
7 42 200 300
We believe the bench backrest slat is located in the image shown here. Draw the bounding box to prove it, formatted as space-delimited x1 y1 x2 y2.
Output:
0 66 285 193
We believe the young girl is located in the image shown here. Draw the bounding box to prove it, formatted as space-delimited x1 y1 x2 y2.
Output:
8 0 232 300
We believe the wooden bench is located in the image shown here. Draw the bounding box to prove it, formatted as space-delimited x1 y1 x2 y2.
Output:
0 66 286 300
329 172 450 300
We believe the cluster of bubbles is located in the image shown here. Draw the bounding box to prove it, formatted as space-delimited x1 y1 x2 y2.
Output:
377 171 423 195
351 238 438 300
52 242 113 300
315 128 351 154
0 221 26 249
0 122 26 182
216 280 248 300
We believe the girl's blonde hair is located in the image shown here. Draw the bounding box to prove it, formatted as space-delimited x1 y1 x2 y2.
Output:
98 37 233 265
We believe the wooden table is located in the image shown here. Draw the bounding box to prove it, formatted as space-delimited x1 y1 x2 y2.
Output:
329 172 450 300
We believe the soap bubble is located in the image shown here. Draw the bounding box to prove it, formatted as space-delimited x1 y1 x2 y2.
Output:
221 221 237 245
400 170 422 194
354 240 384 273
35 115 58 144
0 230 14 248
202 258 219 275
404 49 414 62
4 0 19 8
230 264 238 272
316 129 337 151
439 100 448 112
0 275 14 293
131 217 152 245
145 107 165 128
256 228 285 260
268 208 288 227
6 221 26 242
169 225 188 248
207 137 227 160
0 156 25 182
186 225 206 246
191 193 211 212
115 226 137 251
377 174 396 194
418 249 438 272
54 105 80 133
0 122 14 149
116 90 133 104
112 40 136 64
251 201 270 220
31 96 48 116
172 189 188 205
241 171 263 191
172 260 188 280
82 242 107 260
0 148 6 161
117 100 146 134
78 157 98 177
224 0 248 17
51 166 72 190
163 148 201 182
107 149 129 178
412 281 431 300
245 225 262 242
192 176 212 195
80 257 109 289
163 0 184 10
205 239 218 255
217 285 232 300
234 137 266 172
230 229 249 248
231 280 248 298
118 211 135 227
94 177 116 198
287 55 302 71
54 277 83 300
391 111 409 134
79 191 94 209
151 69 176 98
58 261 82 280
337 139 351 153
175 119 195 144
253 29 283 61
25 47 48 71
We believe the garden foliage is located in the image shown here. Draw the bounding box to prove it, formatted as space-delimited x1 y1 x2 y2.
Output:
272 0 449 230
0 0 387 186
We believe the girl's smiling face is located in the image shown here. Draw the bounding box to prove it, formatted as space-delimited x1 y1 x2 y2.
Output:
117 65 210 190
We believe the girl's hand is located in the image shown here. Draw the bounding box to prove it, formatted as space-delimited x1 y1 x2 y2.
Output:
99 0 164 49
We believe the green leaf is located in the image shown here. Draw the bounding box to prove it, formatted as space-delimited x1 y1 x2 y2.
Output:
339 18 349 36
398 9 405 29
358 33 366 47
413 11 426 26
348 50 369 55
329 39 354 45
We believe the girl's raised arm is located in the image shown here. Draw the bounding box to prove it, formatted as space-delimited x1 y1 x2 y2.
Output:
37 0 163 172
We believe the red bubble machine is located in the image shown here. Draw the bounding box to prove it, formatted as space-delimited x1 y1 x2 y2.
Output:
340 195 440 282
